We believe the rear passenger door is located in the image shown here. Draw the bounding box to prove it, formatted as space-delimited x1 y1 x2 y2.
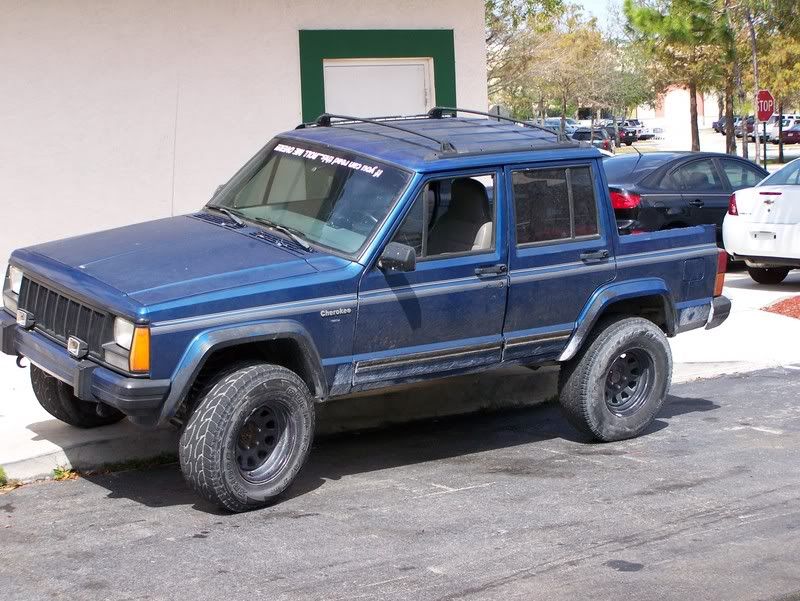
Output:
503 161 615 361
673 158 729 234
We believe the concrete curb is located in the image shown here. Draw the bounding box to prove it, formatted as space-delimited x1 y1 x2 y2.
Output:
1 361 792 482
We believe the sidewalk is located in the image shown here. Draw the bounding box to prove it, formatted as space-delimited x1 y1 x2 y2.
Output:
2 270 799 481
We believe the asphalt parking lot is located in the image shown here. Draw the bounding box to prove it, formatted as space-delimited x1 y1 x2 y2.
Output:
2 367 800 601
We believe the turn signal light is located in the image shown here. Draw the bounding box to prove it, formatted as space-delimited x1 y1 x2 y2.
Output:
610 189 641 209
727 193 738 215
714 249 727 297
129 326 150 373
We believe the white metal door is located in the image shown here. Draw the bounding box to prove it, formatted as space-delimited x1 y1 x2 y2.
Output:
322 58 435 118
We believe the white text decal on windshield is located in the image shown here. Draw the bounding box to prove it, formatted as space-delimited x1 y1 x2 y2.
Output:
275 143 384 178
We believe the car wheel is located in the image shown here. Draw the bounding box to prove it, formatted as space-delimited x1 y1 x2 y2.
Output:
747 266 790 285
558 317 671 442
179 363 315 512
625 141 633 146
30 365 125 428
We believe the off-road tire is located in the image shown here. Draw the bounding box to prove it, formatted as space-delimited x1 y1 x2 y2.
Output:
558 316 672 442
30 365 125 428
179 363 315 512
747 266 790 285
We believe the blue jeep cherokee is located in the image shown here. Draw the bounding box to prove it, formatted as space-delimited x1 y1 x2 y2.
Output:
1 109 730 511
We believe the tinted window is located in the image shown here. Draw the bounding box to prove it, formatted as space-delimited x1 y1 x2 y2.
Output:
721 160 764 190
671 160 723 191
512 166 599 244
602 154 674 184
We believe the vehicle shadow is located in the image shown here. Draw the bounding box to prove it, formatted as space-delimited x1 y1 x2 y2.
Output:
77 389 717 514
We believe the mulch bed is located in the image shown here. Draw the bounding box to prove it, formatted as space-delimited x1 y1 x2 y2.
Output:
764 295 800 319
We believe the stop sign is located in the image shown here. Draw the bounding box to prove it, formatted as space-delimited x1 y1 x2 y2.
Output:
757 89 775 122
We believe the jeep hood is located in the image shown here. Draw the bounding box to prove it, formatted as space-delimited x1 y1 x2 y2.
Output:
25 215 319 305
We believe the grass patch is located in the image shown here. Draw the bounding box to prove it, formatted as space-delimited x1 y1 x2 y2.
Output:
0 466 6 487
52 466 78 481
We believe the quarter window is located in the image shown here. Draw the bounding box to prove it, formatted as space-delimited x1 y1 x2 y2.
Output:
512 166 599 245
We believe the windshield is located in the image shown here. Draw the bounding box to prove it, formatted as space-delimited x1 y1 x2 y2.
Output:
759 159 800 186
208 140 410 255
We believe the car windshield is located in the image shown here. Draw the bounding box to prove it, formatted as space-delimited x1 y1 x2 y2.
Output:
758 160 800 186
208 140 410 255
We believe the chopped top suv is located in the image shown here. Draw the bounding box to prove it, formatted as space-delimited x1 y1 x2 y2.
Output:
1 108 730 511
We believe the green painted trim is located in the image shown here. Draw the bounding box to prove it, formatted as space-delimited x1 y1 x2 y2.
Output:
298 29 456 122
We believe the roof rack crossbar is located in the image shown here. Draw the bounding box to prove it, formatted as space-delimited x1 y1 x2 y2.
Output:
428 107 566 142
308 112 457 153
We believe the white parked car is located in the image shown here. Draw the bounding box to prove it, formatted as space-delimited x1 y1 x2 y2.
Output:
723 158 800 284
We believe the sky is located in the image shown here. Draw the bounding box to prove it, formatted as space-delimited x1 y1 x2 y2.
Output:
574 0 619 32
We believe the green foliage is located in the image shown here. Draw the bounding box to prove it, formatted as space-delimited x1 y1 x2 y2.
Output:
0 466 6 487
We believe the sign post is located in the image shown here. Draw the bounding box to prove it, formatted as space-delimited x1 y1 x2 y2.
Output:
757 89 775 170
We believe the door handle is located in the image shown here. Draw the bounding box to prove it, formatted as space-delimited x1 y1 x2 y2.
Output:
580 249 610 263
688 199 704 207
474 264 507 278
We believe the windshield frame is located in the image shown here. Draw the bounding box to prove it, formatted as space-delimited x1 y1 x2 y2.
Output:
206 137 414 260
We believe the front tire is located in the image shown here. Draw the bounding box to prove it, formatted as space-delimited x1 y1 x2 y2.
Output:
747 266 790 285
179 363 315 512
558 317 672 442
30 365 126 428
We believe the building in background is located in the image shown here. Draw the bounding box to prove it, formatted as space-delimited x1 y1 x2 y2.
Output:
635 87 720 146
0 0 487 263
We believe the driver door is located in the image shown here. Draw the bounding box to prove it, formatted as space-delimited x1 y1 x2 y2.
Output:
353 170 508 389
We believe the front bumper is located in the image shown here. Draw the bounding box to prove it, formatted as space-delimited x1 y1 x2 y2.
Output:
0 310 170 419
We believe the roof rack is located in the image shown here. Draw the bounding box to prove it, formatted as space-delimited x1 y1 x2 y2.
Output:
297 112 457 153
427 107 565 141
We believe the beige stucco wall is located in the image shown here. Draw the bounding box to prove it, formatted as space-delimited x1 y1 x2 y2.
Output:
0 0 487 265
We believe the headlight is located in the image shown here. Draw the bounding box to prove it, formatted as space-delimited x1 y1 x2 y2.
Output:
113 317 135 350
3 265 23 313
8 266 23 295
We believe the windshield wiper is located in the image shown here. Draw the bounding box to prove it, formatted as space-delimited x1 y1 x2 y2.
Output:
252 218 313 252
206 205 245 226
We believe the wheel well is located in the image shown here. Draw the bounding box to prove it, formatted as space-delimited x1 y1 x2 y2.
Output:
185 339 322 413
597 294 671 333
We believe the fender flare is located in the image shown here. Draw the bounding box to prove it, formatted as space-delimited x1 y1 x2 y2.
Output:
157 319 326 424
558 278 675 362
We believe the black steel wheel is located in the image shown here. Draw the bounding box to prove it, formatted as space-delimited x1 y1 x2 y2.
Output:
179 363 315 512
558 316 671 442
604 349 654 416
236 402 294 483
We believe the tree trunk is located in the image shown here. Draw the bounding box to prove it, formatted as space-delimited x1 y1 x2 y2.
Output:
736 65 748 159
689 81 700 151
561 95 567 138
717 95 724 121
778 100 785 164
744 7 760 164
725 80 736 155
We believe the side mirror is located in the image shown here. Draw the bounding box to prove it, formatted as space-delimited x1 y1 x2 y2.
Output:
378 242 416 272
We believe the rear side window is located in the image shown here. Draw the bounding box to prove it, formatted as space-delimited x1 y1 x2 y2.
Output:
720 159 764 190
512 165 599 245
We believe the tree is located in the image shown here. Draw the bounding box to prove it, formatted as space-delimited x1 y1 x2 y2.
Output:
624 0 730 151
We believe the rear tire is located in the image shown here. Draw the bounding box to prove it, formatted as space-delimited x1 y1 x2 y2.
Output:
30 365 125 428
558 317 672 442
747 266 790 285
179 363 315 512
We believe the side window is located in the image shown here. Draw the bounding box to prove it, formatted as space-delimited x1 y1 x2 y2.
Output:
390 174 496 259
721 160 764 190
512 165 599 245
674 160 723 192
